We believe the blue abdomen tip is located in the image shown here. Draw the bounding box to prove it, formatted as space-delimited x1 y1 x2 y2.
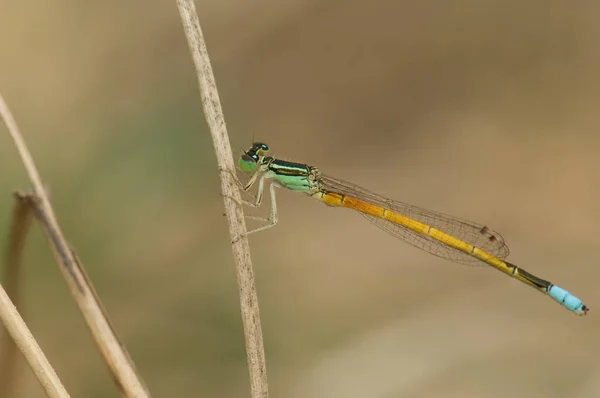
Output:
549 286 588 315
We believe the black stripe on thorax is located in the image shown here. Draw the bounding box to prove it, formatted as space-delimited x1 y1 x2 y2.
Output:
268 159 311 176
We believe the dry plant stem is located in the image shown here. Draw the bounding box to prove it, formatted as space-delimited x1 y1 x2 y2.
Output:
0 282 70 398
0 192 34 397
0 195 69 398
176 1 269 397
0 93 150 397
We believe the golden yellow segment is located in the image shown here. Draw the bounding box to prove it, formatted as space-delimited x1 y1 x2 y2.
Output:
316 191 547 291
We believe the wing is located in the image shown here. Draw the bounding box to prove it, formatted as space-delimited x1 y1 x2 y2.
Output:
319 174 510 266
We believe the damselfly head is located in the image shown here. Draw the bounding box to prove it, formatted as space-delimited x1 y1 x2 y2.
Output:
238 142 270 173
250 142 269 155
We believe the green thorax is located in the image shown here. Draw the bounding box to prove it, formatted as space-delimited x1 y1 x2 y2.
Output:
267 158 319 193
238 142 320 193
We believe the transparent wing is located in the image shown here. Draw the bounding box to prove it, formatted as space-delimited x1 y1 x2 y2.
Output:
319 174 510 266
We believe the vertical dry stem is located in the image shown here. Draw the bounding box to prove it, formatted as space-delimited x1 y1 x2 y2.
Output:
176 1 269 397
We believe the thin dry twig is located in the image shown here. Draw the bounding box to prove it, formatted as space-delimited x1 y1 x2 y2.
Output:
0 193 68 397
0 192 35 396
0 93 150 397
176 1 269 397
0 280 70 398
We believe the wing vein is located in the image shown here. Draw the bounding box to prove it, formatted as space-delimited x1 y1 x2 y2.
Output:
319 174 510 266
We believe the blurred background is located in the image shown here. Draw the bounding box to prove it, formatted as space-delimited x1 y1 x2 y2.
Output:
1 1 599 397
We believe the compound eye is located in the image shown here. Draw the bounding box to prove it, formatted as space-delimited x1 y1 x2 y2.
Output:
252 142 268 152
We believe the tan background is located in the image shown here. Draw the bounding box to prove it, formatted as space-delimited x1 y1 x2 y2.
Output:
1 1 599 397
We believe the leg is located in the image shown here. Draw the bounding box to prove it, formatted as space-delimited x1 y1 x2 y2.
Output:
220 169 280 235
241 172 269 208
218 166 247 189
220 168 261 207
245 181 281 235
